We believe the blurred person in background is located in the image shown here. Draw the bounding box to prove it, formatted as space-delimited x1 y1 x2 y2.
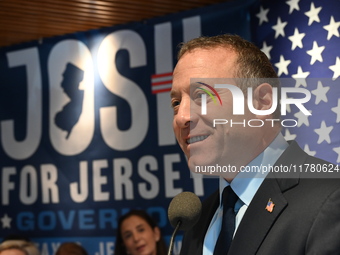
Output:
0 237 40 255
55 242 88 255
115 210 167 255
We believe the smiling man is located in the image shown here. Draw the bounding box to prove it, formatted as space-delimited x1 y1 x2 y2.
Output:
170 34 340 255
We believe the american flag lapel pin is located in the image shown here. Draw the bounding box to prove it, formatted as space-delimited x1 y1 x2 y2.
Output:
265 198 275 213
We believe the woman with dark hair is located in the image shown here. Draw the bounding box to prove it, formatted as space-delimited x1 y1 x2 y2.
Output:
115 210 167 255
55 242 88 255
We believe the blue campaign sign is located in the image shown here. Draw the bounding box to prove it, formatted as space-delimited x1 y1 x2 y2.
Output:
0 0 255 254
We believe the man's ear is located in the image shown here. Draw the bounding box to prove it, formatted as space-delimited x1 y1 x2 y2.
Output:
252 83 276 117
255 83 274 109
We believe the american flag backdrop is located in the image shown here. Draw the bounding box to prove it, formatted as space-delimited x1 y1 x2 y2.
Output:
251 0 340 165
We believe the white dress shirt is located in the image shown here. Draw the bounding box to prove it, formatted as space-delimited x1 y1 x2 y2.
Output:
203 133 288 255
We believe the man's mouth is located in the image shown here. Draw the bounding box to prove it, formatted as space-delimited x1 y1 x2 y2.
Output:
186 135 208 144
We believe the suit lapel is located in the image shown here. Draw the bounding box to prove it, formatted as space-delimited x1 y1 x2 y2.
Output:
228 141 306 255
228 178 288 254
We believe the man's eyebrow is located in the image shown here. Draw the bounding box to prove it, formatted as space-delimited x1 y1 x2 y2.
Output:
170 82 205 98
170 90 178 98
191 81 208 88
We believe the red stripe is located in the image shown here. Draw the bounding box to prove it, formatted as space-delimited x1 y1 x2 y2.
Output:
152 87 172 94
151 80 172 86
151 72 173 79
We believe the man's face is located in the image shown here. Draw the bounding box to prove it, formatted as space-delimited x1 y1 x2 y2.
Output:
171 47 265 178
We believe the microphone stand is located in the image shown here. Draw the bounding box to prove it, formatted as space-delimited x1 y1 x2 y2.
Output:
167 220 181 255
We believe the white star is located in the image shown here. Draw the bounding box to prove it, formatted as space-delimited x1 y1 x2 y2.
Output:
331 98 340 123
329 57 340 80
323 16 340 40
261 41 273 59
288 28 305 50
306 41 325 65
283 128 297 141
304 2 322 26
292 66 310 87
256 6 269 25
1 214 12 229
333 146 340 163
294 109 312 127
275 55 291 76
272 17 288 38
311 81 329 104
304 144 316 156
314 121 333 144
286 0 300 14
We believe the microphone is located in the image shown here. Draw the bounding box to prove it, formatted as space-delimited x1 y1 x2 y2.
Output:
167 192 202 255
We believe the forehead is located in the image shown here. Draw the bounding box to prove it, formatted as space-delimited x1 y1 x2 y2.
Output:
172 47 237 92
175 47 237 69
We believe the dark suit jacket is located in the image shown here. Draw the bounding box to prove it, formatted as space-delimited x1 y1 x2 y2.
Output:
179 141 340 255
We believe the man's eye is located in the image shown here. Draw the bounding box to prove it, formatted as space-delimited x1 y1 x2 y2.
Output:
171 100 180 108
194 91 204 99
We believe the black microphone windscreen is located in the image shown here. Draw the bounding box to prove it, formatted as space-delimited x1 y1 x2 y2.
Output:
168 191 202 231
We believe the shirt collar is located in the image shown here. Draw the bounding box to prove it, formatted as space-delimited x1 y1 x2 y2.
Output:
219 132 288 206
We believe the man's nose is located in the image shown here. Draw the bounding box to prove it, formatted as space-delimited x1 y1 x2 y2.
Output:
175 99 198 128
176 98 190 128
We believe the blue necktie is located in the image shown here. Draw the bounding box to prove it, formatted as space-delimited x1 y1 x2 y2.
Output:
213 186 238 255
